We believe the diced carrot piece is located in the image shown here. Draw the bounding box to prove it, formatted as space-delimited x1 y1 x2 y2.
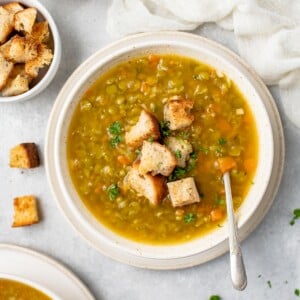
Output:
148 54 160 66
244 158 256 173
117 155 130 165
218 157 237 173
217 118 232 133
210 208 224 222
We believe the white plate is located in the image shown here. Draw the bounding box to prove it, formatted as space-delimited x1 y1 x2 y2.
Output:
0 244 94 299
45 31 284 269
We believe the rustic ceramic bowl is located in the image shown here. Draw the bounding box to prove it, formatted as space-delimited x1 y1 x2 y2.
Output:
45 32 284 269
0 0 61 103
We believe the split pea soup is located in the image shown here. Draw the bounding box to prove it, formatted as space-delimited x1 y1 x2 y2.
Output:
67 54 258 245
0 279 51 300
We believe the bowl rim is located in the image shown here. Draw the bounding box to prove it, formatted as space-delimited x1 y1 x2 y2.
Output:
45 31 285 269
0 0 62 103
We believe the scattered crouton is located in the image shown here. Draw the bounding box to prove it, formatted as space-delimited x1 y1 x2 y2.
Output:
12 195 39 227
9 143 40 168
27 21 49 43
0 35 38 63
164 98 194 130
3 2 24 14
0 52 14 90
138 141 176 176
167 177 201 207
25 43 53 78
125 110 161 149
0 7 14 44
14 7 37 34
124 162 166 205
165 137 193 168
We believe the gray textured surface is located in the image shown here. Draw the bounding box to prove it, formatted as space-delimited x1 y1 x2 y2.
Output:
0 1 299 299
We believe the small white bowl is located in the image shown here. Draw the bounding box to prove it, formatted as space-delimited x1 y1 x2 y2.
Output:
0 273 62 299
0 0 61 103
45 32 284 269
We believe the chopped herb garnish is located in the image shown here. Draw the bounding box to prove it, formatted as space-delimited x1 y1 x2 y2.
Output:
218 137 227 146
290 208 300 225
108 121 122 135
108 121 122 148
209 296 221 300
258 274 262 278
184 213 196 224
110 135 122 148
135 149 141 155
187 152 198 172
215 146 222 154
148 137 154 143
295 289 300 297
107 184 119 201
160 121 171 138
178 131 190 139
215 194 225 205
199 146 209 155
168 167 187 181
267 280 272 288
175 150 182 159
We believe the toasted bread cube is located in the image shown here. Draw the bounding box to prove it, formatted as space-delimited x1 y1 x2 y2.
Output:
0 35 38 63
139 141 176 176
167 177 201 207
164 98 194 130
27 21 50 43
3 2 24 14
25 44 53 78
165 137 193 168
9 143 40 168
1 73 30 96
12 195 39 227
125 110 161 149
0 7 14 44
124 163 166 205
0 52 14 90
14 7 37 34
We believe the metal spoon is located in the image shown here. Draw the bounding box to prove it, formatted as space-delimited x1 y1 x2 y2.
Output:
223 171 247 291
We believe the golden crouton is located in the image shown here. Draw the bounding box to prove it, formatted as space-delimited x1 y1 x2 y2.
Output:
167 177 201 207
0 52 14 90
9 143 40 168
25 43 53 78
12 195 39 227
164 98 194 130
0 7 14 44
138 141 177 176
28 21 50 43
14 7 37 34
0 35 39 63
125 110 161 149
124 162 166 205
3 2 24 14
165 137 193 168
1 73 30 96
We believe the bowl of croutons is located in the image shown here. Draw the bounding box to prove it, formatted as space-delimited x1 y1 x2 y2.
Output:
0 0 61 102
46 31 284 269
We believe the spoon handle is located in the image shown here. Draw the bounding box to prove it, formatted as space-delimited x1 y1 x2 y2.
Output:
223 172 247 291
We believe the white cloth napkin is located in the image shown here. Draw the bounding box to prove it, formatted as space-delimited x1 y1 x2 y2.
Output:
107 0 300 128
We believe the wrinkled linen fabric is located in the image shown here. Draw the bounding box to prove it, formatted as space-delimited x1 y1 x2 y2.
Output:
107 0 300 128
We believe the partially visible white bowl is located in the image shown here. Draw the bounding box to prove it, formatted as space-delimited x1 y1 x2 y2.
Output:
0 273 62 299
45 31 284 269
0 0 61 103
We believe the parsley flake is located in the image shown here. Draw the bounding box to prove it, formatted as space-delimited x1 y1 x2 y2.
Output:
267 280 272 288
110 135 122 148
290 208 300 225
108 121 121 135
218 137 227 146
184 213 197 224
175 150 182 159
107 184 119 201
209 296 221 300
160 121 171 138
295 289 300 297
